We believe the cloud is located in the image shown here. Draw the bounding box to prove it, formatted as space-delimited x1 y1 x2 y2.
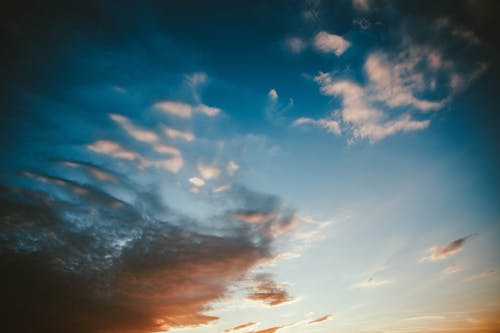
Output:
357 277 391 287
465 270 495 282
251 327 282 333
213 184 232 193
268 89 278 101
154 101 193 118
227 161 239 176
198 162 221 180
224 322 257 332
164 127 195 141
422 235 476 261
87 140 140 160
60 160 119 183
110 114 159 143
154 101 221 118
232 211 277 224
353 0 370 11
308 314 334 324
189 177 206 187
0 174 294 333
293 117 341 135
247 273 294 306
153 143 181 156
285 37 306 54
441 265 463 276
313 31 350 56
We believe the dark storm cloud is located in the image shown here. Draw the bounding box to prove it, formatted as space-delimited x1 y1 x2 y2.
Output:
0 172 293 332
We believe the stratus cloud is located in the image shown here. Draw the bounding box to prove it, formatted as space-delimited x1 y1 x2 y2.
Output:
247 274 293 306
308 314 334 324
154 101 220 118
422 235 475 261
110 114 159 142
164 127 195 141
224 322 257 332
313 31 350 56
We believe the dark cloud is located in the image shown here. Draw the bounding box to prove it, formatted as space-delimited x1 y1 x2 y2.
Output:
0 168 292 332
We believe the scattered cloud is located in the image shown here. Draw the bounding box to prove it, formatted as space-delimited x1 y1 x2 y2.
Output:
294 117 341 135
232 211 277 224
153 143 181 156
164 127 195 141
422 235 476 261
441 265 463 276
353 0 371 11
87 140 140 160
224 322 257 332
268 89 279 101
308 314 334 324
154 101 193 118
250 327 282 333
154 101 220 118
189 177 206 187
465 270 495 282
110 114 159 143
285 37 307 54
247 274 294 306
313 31 350 56
213 184 232 193
227 161 239 176
60 160 119 183
198 162 221 180
357 277 391 288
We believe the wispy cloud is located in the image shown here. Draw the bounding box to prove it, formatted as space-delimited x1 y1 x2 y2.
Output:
110 114 159 142
422 235 476 261
284 37 306 54
164 127 195 141
154 100 220 118
357 277 392 288
308 314 334 324
465 270 495 282
224 322 257 332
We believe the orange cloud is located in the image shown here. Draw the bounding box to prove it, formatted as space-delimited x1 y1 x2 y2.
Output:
251 326 282 333
224 322 256 332
247 274 293 306
422 235 476 261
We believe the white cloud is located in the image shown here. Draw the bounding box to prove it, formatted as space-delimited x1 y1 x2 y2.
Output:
144 156 184 173
110 114 159 143
293 117 341 135
268 89 278 101
154 101 193 118
285 37 307 54
198 162 220 180
213 184 231 193
153 143 181 156
164 127 195 141
313 31 350 56
227 161 239 176
196 104 221 117
189 177 206 187
87 140 139 160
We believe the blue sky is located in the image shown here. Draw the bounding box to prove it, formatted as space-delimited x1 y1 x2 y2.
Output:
1 1 499 332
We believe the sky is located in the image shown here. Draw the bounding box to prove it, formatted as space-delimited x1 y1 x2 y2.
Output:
1 0 500 332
